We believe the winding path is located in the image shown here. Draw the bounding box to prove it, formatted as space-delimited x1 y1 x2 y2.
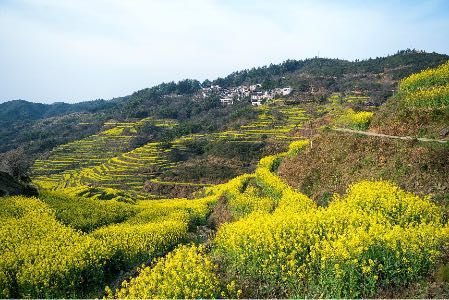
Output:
332 127 449 144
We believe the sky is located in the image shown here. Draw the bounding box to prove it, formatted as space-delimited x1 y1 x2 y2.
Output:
1 0 449 104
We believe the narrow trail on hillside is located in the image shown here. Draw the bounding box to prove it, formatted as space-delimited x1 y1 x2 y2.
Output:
332 127 449 144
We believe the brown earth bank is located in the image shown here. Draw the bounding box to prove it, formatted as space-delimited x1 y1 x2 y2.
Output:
277 131 449 206
369 96 449 139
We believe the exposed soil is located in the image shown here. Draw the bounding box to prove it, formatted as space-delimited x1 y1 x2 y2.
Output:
277 131 449 206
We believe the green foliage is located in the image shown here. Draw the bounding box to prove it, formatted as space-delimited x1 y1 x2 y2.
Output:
0 194 217 298
211 50 445 88
91 219 188 270
205 140 266 160
75 186 135 203
5 52 449 300
328 94 342 105
287 140 310 157
2 51 447 156
397 60 449 109
33 104 306 198
130 197 215 228
369 60 449 138
227 184 275 220
400 60 449 93
2 135 449 299
0 100 109 155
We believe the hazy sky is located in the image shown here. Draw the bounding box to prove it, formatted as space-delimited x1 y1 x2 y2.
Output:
1 0 449 104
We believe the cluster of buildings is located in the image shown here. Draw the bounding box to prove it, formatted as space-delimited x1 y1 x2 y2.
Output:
199 84 292 106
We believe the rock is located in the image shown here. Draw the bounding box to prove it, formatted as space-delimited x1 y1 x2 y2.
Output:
0 171 38 197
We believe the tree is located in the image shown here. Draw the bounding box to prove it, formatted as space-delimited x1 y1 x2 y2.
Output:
0 147 32 180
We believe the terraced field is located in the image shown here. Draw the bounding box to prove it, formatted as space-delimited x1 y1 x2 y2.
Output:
6 136 449 298
32 119 169 175
32 104 308 198
219 105 306 142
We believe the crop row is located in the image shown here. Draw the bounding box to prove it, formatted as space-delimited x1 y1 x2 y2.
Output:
32 118 176 176
33 105 308 198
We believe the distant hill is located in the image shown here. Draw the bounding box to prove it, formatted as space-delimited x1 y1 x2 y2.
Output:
0 99 121 154
212 49 449 86
1 50 448 156
211 49 449 105
3 51 449 300
0 98 118 123
278 131 449 205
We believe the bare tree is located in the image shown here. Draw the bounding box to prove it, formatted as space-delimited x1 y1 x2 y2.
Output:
0 148 32 180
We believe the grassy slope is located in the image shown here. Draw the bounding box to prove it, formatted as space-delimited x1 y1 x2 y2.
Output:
276 132 449 298
278 131 449 205
370 95 449 139
7 55 449 298
370 59 449 139
2 51 447 158
276 59 449 296
279 59 449 206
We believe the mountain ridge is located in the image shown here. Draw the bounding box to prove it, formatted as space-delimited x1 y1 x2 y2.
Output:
1 50 448 157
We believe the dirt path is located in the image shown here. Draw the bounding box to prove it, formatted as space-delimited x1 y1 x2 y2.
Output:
332 128 448 144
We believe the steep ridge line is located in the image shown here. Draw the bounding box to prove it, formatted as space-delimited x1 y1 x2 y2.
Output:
332 127 449 144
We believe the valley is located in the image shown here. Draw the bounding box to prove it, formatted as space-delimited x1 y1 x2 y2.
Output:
32 104 307 199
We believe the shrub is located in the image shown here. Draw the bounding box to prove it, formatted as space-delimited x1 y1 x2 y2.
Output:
334 109 374 130
39 191 140 232
91 219 188 270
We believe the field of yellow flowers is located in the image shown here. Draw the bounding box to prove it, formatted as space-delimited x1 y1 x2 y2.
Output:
2 135 449 298
0 192 217 298
399 60 449 108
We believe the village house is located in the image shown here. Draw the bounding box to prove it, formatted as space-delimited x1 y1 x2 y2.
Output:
220 97 233 105
200 83 292 106
251 99 263 106
249 84 262 91
282 87 292 95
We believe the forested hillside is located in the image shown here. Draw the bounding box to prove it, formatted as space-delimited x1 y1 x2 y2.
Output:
1 50 447 156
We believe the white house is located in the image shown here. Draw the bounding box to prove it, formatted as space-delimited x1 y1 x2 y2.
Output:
251 100 263 106
273 88 282 96
249 84 262 91
264 91 273 100
282 87 292 95
220 97 233 105
251 92 264 101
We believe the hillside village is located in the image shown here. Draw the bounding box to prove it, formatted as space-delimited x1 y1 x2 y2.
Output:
199 83 292 106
